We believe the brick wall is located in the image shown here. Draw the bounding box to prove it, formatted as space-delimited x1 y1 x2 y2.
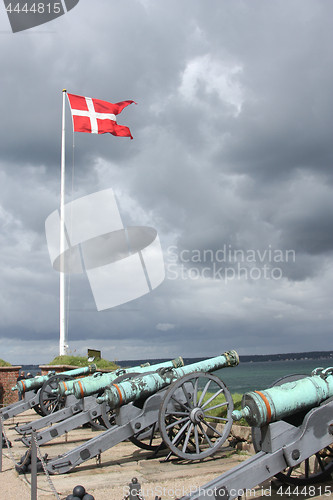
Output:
0 366 22 407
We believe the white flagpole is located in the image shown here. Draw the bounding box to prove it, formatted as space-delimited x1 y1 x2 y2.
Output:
59 89 67 356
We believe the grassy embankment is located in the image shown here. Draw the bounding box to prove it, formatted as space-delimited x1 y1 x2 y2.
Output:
0 359 11 367
48 355 119 370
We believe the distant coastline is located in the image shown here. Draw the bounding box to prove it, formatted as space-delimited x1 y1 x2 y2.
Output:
117 350 333 367
20 350 332 372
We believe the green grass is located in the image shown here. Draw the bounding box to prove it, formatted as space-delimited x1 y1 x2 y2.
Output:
0 358 11 367
198 390 249 426
48 355 119 370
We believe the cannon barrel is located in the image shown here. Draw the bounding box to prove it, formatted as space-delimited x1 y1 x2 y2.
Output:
232 366 333 427
56 362 150 397
97 350 239 409
13 364 97 393
66 357 184 399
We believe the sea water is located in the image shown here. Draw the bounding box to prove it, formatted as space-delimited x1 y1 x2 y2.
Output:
214 358 332 394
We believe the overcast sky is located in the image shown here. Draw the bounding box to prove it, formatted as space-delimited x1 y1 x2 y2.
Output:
0 0 332 365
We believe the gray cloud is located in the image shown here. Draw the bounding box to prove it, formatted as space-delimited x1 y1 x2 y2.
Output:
0 0 332 364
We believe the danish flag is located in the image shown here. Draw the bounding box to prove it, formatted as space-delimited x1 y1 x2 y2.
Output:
67 93 136 139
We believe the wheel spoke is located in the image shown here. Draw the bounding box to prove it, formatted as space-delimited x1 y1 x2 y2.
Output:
194 425 200 454
193 378 199 406
171 420 191 445
181 383 193 409
148 423 156 446
203 415 228 422
201 388 224 409
199 422 213 448
203 401 228 412
182 423 194 453
203 421 224 437
171 395 191 411
286 467 293 477
166 416 190 431
315 452 325 472
198 380 212 406
165 411 189 417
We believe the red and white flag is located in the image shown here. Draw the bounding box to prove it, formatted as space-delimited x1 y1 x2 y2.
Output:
67 93 136 139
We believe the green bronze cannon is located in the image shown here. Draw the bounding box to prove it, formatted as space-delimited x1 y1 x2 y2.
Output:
13 364 96 394
2 365 96 420
97 350 239 408
45 350 239 474
232 366 333 427
58 357 184 399
175 367 333 500
17 358 185 444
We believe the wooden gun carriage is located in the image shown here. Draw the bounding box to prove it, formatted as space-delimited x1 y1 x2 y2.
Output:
177 367 333 500
42 350 239 474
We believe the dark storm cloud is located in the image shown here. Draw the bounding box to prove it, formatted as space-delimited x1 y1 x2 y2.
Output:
0 0 332 363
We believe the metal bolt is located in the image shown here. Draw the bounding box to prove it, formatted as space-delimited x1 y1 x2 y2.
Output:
92 411 97 416
291 449 300 460
329 424 333 435
135 422 141 429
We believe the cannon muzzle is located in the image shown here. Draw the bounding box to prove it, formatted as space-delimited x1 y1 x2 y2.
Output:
232 366 333 427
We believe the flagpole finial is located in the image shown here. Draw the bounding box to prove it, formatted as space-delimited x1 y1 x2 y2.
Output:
62 89 67 92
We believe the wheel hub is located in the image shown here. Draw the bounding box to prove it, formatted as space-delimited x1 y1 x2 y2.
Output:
190 407 204 424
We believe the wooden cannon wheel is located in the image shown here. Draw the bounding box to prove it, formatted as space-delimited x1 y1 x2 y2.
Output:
159 372 234 460
252 374 333 485
39 374 74 415
94 403 116 429
32 392 46 416
129 422 165 451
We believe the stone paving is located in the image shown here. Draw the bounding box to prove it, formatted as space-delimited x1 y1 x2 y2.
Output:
1 410 332 500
